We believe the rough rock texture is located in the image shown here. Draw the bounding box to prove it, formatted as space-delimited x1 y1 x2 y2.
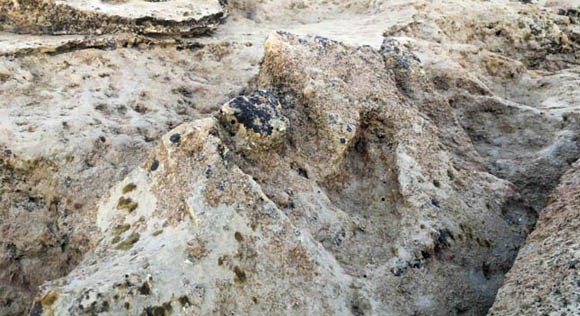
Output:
383 0 580 211
30 32 537 316
0 29 260 316
0 29 262 314
1 0 579 315
0 0 225 35
489 159 580 316
0 3 422 314
0 33 199 56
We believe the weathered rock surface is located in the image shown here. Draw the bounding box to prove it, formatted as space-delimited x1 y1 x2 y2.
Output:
0 0 408 314
0 2 420 313
0 33 260 316
0 32 174 56
489 158 580 316
383 0 580 211
0 1 579 315
30 32 537 316
0 0 225 35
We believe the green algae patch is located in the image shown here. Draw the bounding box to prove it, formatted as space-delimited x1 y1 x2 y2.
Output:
178 295 191 307
233 266 247 284
41 291 58 306
115 232 140 250
139 302 172 316
112 223 131 235
117 196 138 213
122 183 137 194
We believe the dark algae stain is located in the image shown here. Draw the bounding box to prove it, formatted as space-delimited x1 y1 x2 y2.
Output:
226 90 280 135
233 266 247 284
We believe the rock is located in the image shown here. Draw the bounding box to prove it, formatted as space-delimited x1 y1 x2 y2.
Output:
383 0 580 211
217 90 288 156
488 158 580 316
0 0 226 36
0 5 432 315
31 32 536 316
0 33 159 57
0 34 259 316
1 1 578 315
385 0 579 70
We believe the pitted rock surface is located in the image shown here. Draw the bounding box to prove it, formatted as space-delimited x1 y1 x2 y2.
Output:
218 90 288 154
489 159 580 316
30 32 537 316
0 0 579 315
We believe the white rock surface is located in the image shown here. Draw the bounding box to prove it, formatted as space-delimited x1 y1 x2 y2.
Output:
0 0 226 35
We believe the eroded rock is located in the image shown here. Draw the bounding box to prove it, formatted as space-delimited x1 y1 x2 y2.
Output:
489 159 580 316
0 36 260 316
383 0 580 211
0 0 225 35
1 1 578 315
385 0 579 70
31 32 537 316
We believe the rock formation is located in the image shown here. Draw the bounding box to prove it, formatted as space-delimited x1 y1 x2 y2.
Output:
0 37 259 316
29 32 538 316
383 0 580 212
489 159 580 315
0 0 225 35
0 2 238 315
0 0 578 315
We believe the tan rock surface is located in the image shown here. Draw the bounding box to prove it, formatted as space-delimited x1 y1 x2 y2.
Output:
0 1 425 313
30 32 537 316
0 0 578 315
383 0 580 211
0 31 260 316
489 159 580 315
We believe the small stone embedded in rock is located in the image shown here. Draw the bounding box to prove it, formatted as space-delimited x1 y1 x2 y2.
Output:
150 160 159 171
218 90 288 154
431 198 441 208
169 133 181 144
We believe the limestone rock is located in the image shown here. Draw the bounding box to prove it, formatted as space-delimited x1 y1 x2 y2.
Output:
0 33 161 56
385 0 579 70
383 0 580 211
488 159 580 316
1 1 579 315
31 32 536 316
0 36 260 316
0 0 225 35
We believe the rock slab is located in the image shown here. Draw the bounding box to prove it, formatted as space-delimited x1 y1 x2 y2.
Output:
0 0 225 35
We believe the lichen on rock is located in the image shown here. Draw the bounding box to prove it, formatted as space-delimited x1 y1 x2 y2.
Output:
217 90 288 155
